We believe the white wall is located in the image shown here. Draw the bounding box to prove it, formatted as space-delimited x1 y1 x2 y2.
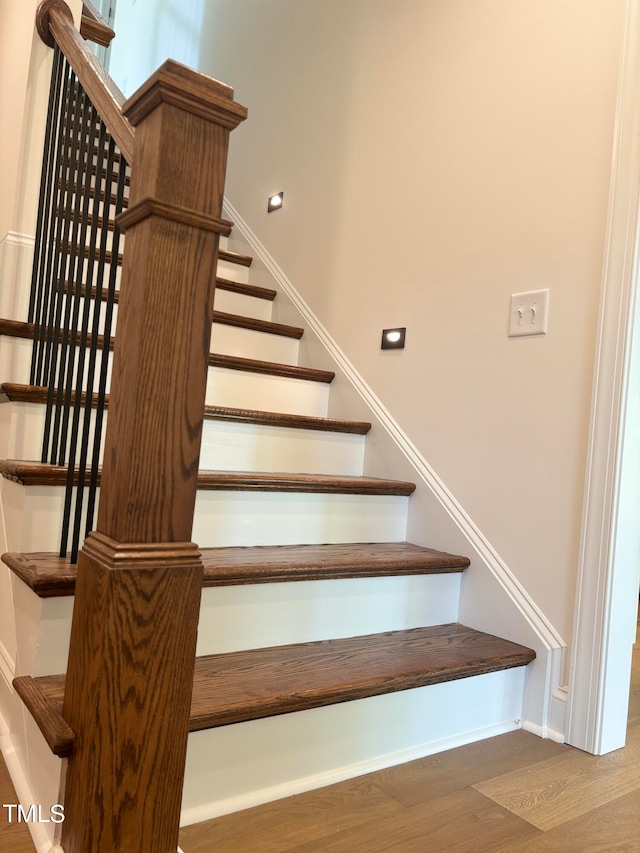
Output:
0 0 84 241
109 0 206 96
109 0 625 648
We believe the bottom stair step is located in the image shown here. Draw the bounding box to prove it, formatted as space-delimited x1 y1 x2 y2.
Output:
14 624 535 757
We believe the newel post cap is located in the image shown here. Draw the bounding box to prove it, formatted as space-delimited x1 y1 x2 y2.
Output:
122 59 248 130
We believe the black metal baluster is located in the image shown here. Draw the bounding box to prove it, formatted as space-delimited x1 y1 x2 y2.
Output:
57 100 101 467
44 78 87 463
83 158 127 552
39 64 78 429
64 133 118 559
32 57 73 387
59 122 109 557
28 45 64 333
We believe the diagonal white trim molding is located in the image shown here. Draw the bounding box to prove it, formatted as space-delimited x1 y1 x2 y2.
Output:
224 198 565 731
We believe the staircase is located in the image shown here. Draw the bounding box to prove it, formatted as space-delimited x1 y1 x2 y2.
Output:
0 5 536 851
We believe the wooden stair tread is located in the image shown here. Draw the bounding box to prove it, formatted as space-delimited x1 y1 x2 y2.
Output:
2 542 468 597
51 281 299 337
13 624 535 756
207 352 333 382
219 248 252 267
59 276 277 304
213 310 303 339
0 460 416 494
0 382 369 433
0 319 334 382
62 182 129 208
215 276 276 301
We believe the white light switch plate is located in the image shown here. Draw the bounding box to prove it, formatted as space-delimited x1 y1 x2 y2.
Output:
509 289 549 337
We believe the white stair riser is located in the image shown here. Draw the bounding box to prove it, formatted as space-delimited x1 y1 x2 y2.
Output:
211 323 299 365
181 668 525 825
217 258 249 284
0 337 330 418
199 420 364 475
205 368 329 417
214 288 273 323
0 337 33 389
11 573 461 676
0 480 408 552
47 294 294 363
196 573 460 655
1 401 365 476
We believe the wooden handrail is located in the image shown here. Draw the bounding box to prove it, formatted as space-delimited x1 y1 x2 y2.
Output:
80 0 115 48
37 0 134 162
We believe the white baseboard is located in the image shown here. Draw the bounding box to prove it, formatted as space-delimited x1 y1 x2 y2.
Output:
180 718 519 827
521 719 566 744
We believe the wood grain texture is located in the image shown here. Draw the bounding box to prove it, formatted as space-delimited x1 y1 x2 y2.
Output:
178 775 407 853
186 624 535 730
208 352 334 382
80 0 115 47
61 180 129 208
0 321 334 381
2 542 468 596
116 197 232 235
473 737 640 831
22 624 535 752
44 4 135 161
0 460 416 495
0 382 370 432
60 240 123 266
122 59 247 130
178 630 640 852
285 788 539 853
200 404 370 433
12 675 75 755
489 789 640 852
212 310 303 339
0 758 37 852
215 275 276 301
218 247 252 267
57 55 246 853
366 728 567 808
61 534 203 852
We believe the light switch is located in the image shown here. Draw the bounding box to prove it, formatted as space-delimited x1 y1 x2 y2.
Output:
509 289 549 337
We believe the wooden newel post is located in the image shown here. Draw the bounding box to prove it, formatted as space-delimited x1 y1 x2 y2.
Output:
60 62 247 852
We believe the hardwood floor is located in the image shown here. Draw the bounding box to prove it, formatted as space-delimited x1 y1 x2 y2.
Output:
0 761 36 852
179 620 640 852
2 622 638 852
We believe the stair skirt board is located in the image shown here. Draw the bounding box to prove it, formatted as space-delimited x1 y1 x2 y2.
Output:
0 335 331 418
181 666 525 824
0 399 366 476
0 479 409 552
8 572 462 676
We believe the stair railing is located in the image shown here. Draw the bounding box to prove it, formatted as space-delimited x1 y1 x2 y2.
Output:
32 2 246 851
30 1 134 562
